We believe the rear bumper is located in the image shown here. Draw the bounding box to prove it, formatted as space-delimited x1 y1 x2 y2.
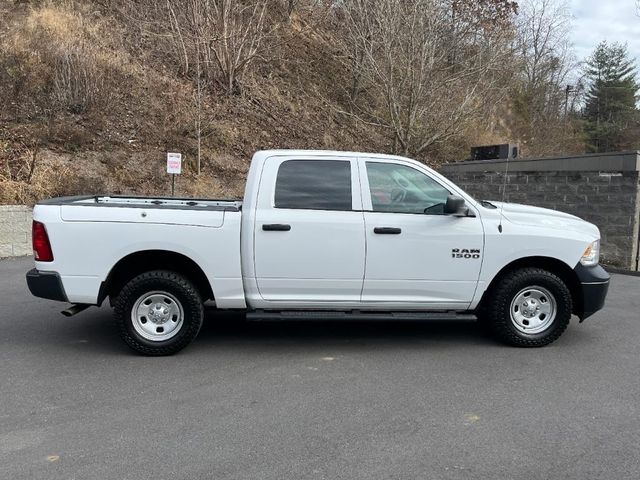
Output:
26 268 68 302
574 264 610 321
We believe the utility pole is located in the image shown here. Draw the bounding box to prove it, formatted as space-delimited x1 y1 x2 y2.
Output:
564 84 574 118
195 39 202 175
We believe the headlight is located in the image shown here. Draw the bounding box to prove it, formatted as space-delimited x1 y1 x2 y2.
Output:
580 240 600 266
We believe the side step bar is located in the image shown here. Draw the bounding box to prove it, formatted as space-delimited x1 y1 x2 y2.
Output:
246 310 477 322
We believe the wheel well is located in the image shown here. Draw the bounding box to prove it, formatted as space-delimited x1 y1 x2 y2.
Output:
478 256 583 317
99 250 213 305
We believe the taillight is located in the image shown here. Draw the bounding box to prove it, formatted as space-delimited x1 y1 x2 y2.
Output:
32 221 54 262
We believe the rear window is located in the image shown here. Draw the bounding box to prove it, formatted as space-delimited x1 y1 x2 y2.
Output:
274 160 352 211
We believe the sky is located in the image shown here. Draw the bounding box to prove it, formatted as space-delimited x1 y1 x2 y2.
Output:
570 0 640 65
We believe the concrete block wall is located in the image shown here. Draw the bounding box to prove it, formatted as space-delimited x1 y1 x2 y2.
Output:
0 206 33 258
441 151 640 270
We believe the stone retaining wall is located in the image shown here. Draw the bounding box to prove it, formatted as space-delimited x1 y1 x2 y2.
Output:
0 206 32 258
440 151 640 270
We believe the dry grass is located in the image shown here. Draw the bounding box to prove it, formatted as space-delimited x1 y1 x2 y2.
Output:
0 151 74 205
0 1 515 205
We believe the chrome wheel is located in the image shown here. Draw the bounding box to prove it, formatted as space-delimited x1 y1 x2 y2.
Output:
131 291 184 341
509 286 557 334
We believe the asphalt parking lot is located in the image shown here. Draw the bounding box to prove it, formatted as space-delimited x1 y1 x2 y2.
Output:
1 256 639 480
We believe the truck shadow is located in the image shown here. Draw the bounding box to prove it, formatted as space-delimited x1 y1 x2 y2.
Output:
11 307 501 357
28 307 593 355
195 310 493 348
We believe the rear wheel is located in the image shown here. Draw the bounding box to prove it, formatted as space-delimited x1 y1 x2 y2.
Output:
486 268 572 347
113 270 204 355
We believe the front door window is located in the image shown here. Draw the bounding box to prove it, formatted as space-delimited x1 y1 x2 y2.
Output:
366 162 450 214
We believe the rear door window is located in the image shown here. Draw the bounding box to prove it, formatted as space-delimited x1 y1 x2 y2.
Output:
275 160 352 211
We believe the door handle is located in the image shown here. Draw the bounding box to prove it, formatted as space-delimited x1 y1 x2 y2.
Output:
262 224 291 231
374 227 401 235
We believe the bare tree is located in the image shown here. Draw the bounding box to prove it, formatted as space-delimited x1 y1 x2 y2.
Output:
166 0 269 94
512 0 580 154
516 0 573 110
340 0 515 157
52 42 104 114
162 0 272 173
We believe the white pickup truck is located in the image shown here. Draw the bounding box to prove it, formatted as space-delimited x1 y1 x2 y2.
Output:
26 150 609 355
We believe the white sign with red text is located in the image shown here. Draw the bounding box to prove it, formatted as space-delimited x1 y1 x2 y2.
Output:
166 152 182 174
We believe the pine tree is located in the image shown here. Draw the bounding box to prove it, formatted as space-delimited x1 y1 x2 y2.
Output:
583 41 639 152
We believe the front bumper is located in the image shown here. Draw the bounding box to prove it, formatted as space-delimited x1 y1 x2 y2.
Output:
26 268 68 302
574 264 610 321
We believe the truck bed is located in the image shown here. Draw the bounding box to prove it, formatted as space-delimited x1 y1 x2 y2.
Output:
38 195 242 212
32 194 246 308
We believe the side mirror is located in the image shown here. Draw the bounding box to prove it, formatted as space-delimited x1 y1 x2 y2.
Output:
444 195 470 217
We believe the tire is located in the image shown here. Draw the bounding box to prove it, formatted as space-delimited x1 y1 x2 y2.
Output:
113 270 204 356
485 267 572 347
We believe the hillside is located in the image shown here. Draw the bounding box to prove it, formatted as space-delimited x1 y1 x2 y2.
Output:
0 2 388 204
0 0 582 205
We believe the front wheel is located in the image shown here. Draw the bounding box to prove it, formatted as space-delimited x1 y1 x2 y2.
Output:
486 268 572 347
113 270 204 355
